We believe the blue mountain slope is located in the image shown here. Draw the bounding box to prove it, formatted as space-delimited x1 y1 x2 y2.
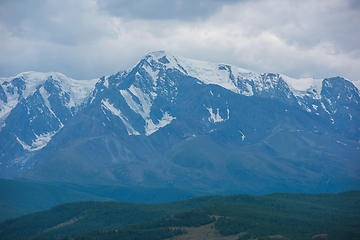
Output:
12 52 359 194
1 51 359 194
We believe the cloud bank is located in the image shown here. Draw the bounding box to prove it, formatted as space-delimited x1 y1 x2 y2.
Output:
0 0 359 82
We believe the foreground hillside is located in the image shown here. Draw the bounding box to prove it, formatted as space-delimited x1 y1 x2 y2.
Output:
1 191 359 240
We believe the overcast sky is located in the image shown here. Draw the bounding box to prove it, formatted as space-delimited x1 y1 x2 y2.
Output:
0 0 359 81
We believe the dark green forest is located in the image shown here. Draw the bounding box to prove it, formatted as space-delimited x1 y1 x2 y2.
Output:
1 191 359 240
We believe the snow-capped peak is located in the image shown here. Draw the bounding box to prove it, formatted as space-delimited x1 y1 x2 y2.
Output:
0 71 98 117
12 71 98 108
0 71 98 133
144 51 360 97
134 52 359 128
143 51 260 95
144 51 187 74
176 55 258 93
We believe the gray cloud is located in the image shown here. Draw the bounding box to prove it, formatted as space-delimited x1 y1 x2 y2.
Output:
0 0 359 82
98 0 243 21
0 0 115 45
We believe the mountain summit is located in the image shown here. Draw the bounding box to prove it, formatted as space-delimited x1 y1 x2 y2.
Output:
1 51 359 194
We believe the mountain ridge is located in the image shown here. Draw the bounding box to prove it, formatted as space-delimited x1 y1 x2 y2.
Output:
1 51 359 194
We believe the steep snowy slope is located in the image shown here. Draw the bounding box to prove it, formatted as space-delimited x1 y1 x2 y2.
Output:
15 51 360 194
0 72 97 178
145 52 360 139
133 52 360 141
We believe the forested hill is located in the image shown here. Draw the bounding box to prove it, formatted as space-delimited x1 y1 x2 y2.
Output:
1 191 359 240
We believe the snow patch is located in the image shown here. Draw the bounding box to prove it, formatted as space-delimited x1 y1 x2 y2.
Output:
0 98 18 126
147 51 186 74
103 78 109 88
336 140 347 146
16 131 57 152
145 112 176 136
39 86 51 110
243 82 254 96
120 85 175 135
239 130 246 141
280 74 323 98
176 57 240 93
207 107 224 123
101 99 140 136
321 102 334 124
120 85 152 119
144 65 159 87
39 86 64 128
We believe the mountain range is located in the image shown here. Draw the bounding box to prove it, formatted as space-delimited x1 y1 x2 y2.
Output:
1 51 359 195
